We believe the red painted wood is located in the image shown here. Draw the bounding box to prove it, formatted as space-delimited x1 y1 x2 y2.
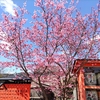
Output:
77 68 86 100
85 86 100 89
74 59 100 100
0 84 30 100
74 60 100 73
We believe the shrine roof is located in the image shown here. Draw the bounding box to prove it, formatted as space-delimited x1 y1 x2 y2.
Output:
73 59 100 73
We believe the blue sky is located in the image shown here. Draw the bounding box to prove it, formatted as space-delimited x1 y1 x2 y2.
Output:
0 0 99 17
0 0 99 29
0 0 99 73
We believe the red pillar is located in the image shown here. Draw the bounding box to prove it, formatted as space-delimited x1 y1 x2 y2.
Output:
78 68 86 100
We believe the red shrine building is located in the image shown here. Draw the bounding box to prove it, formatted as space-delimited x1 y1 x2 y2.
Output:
73 59 100 100
0 74 31 100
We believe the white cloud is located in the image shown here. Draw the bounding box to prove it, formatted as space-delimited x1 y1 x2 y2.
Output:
0 32 10 50
0 0 18 16
85 35 100 44
94 35 100 40
0 41 10 50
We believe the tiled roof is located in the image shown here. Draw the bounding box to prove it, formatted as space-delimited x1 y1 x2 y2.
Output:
0 73 31 86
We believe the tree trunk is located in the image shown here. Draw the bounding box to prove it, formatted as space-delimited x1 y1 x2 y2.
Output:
38 77 48 100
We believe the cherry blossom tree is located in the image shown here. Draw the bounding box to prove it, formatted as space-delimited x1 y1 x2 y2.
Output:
0 0 100 100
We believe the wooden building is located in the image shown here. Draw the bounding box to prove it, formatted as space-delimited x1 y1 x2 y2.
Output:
73 59 100 100
0 74 31 100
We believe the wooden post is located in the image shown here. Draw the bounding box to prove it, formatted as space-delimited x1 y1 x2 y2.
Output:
78 68 86 100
